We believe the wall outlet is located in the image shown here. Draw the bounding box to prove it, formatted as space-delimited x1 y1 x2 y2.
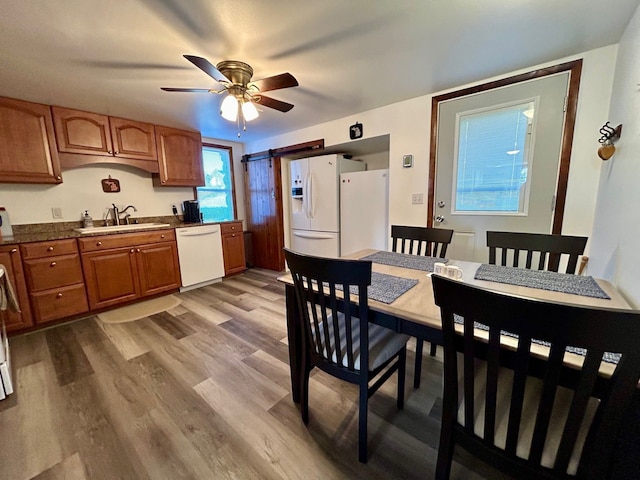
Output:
411 193 424 205
51 207 63 219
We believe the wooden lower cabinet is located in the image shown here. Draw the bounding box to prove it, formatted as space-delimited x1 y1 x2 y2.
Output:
80 231 180 310
221 221 246 276
0 245 33 332
20 239 88 324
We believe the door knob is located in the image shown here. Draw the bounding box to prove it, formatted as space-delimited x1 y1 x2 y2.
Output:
435 215 445 223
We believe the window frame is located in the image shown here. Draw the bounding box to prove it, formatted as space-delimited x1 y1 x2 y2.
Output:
194 142 238 222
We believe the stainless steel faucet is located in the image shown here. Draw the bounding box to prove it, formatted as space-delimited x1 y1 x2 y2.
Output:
110 204 137 225
119 205 137 225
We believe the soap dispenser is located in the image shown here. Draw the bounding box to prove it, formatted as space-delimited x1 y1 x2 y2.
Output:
83 210 94 228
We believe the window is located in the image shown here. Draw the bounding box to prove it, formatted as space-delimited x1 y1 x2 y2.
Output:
196 143 237 222
453 100 535 214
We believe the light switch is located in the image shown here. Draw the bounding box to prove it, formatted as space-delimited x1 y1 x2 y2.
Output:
411 193 424 204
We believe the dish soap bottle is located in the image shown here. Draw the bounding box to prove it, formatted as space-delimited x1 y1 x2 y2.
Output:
83 210 94 228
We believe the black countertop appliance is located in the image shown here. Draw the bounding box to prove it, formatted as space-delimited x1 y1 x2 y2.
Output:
182 200 202 223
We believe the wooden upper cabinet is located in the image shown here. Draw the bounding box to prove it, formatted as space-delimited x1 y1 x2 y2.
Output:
109 117 157 161
154 126 205 187
0 96 62 184
52 106 157 161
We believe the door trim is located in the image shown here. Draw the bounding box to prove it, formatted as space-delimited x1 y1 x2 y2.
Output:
428 59 583 234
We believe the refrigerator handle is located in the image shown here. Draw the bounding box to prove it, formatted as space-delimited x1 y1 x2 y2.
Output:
303 173 310 219
308 172 314 219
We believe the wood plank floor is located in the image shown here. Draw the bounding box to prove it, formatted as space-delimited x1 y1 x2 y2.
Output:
0 268 513 480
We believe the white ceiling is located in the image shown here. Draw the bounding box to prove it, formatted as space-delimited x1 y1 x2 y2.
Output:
1 0 638 144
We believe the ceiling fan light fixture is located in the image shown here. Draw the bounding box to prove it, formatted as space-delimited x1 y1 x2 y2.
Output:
220 93 238 121
242 100 259 121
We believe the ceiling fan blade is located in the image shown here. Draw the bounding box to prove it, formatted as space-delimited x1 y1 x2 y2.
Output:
250 73 299 93
253 95 294 112
160 87 212 93
183 55 230 83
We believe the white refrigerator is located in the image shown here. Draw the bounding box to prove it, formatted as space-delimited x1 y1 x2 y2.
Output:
340 169 389 256
289 154 365 257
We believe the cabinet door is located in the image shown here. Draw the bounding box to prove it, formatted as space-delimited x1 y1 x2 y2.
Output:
51 106 113 156
109 117 157 161
136 242 181 297
155 126 204 186
0 97 62 184
222 232 246 276
0 245 33 332
81 247 140 310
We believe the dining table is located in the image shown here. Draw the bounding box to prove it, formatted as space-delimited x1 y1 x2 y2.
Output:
278 249 632 403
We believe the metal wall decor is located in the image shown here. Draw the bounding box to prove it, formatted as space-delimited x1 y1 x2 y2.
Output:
101 175 121 192
597 122 622 161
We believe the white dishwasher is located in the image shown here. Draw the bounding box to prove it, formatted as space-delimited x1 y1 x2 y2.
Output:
175 224 225 292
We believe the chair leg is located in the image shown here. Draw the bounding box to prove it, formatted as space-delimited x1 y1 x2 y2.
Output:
414 339 424 389
430 342 437 356
358 380 369 463
397 346 406 409
301 365 310 425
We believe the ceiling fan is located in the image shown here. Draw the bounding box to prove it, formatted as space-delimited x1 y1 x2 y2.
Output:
161 55 298 132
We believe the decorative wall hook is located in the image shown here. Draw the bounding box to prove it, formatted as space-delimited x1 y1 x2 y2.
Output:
597 122 622 161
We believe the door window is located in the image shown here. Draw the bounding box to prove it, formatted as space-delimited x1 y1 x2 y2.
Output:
453 101 535 215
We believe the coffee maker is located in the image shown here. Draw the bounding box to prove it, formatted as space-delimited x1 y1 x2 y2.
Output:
182 200 201 223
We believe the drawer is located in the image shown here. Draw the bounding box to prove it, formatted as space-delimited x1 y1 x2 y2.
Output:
220 221 242 235
20 239 78 259
30 283 89 324
78 229 176 252
23 253 84 291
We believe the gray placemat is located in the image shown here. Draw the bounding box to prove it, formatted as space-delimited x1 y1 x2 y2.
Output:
335 271 418 304
360 251 447 272
453 314 621 364
474 264 610 299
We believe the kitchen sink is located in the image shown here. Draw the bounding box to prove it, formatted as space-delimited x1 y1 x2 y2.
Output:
74 223 171 234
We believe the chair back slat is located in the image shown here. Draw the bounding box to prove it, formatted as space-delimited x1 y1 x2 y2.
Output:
391 225 453 258
487 231 587 274
432 275 640 478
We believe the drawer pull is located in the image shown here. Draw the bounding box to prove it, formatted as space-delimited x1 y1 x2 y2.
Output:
97 241 103 246
130 249 135 253
50 261 57 267
161 234 165 239
47 246 54 252
232 233 236 237
56 293 63 298
10 248 17 254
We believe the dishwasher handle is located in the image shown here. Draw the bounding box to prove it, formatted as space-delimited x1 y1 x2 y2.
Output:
176 227 219 236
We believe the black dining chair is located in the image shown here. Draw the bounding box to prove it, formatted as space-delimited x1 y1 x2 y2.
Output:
391 225 454 388
486 231 587 274
431 274 640 480
284 248 409 463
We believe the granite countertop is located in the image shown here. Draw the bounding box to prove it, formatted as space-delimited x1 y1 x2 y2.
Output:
0 217 243 245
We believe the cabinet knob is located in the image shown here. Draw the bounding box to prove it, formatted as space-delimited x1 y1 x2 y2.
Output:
47 246 54 252
130 249 135 253
161 234 165 239
107 150 113 155
232 233 236 237
56 293 63 298
97 241 102 246
10 248 17 254
114 151 119 155
50 261 57 267
136 248 141 253
56 176 62 181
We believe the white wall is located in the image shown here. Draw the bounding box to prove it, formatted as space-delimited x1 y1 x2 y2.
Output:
247 45 618 254
0 138 245 226
589 4 640 306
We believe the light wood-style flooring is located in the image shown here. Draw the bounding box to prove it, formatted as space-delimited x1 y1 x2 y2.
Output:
0 268 512 480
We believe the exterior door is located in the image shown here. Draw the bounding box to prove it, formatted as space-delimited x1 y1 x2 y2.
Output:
433 71 571 262
243 156 285 271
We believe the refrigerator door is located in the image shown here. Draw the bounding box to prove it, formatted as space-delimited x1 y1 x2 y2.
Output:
290 229 340 258
289 158 311 231
340 169 389 256
307 156 339 232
